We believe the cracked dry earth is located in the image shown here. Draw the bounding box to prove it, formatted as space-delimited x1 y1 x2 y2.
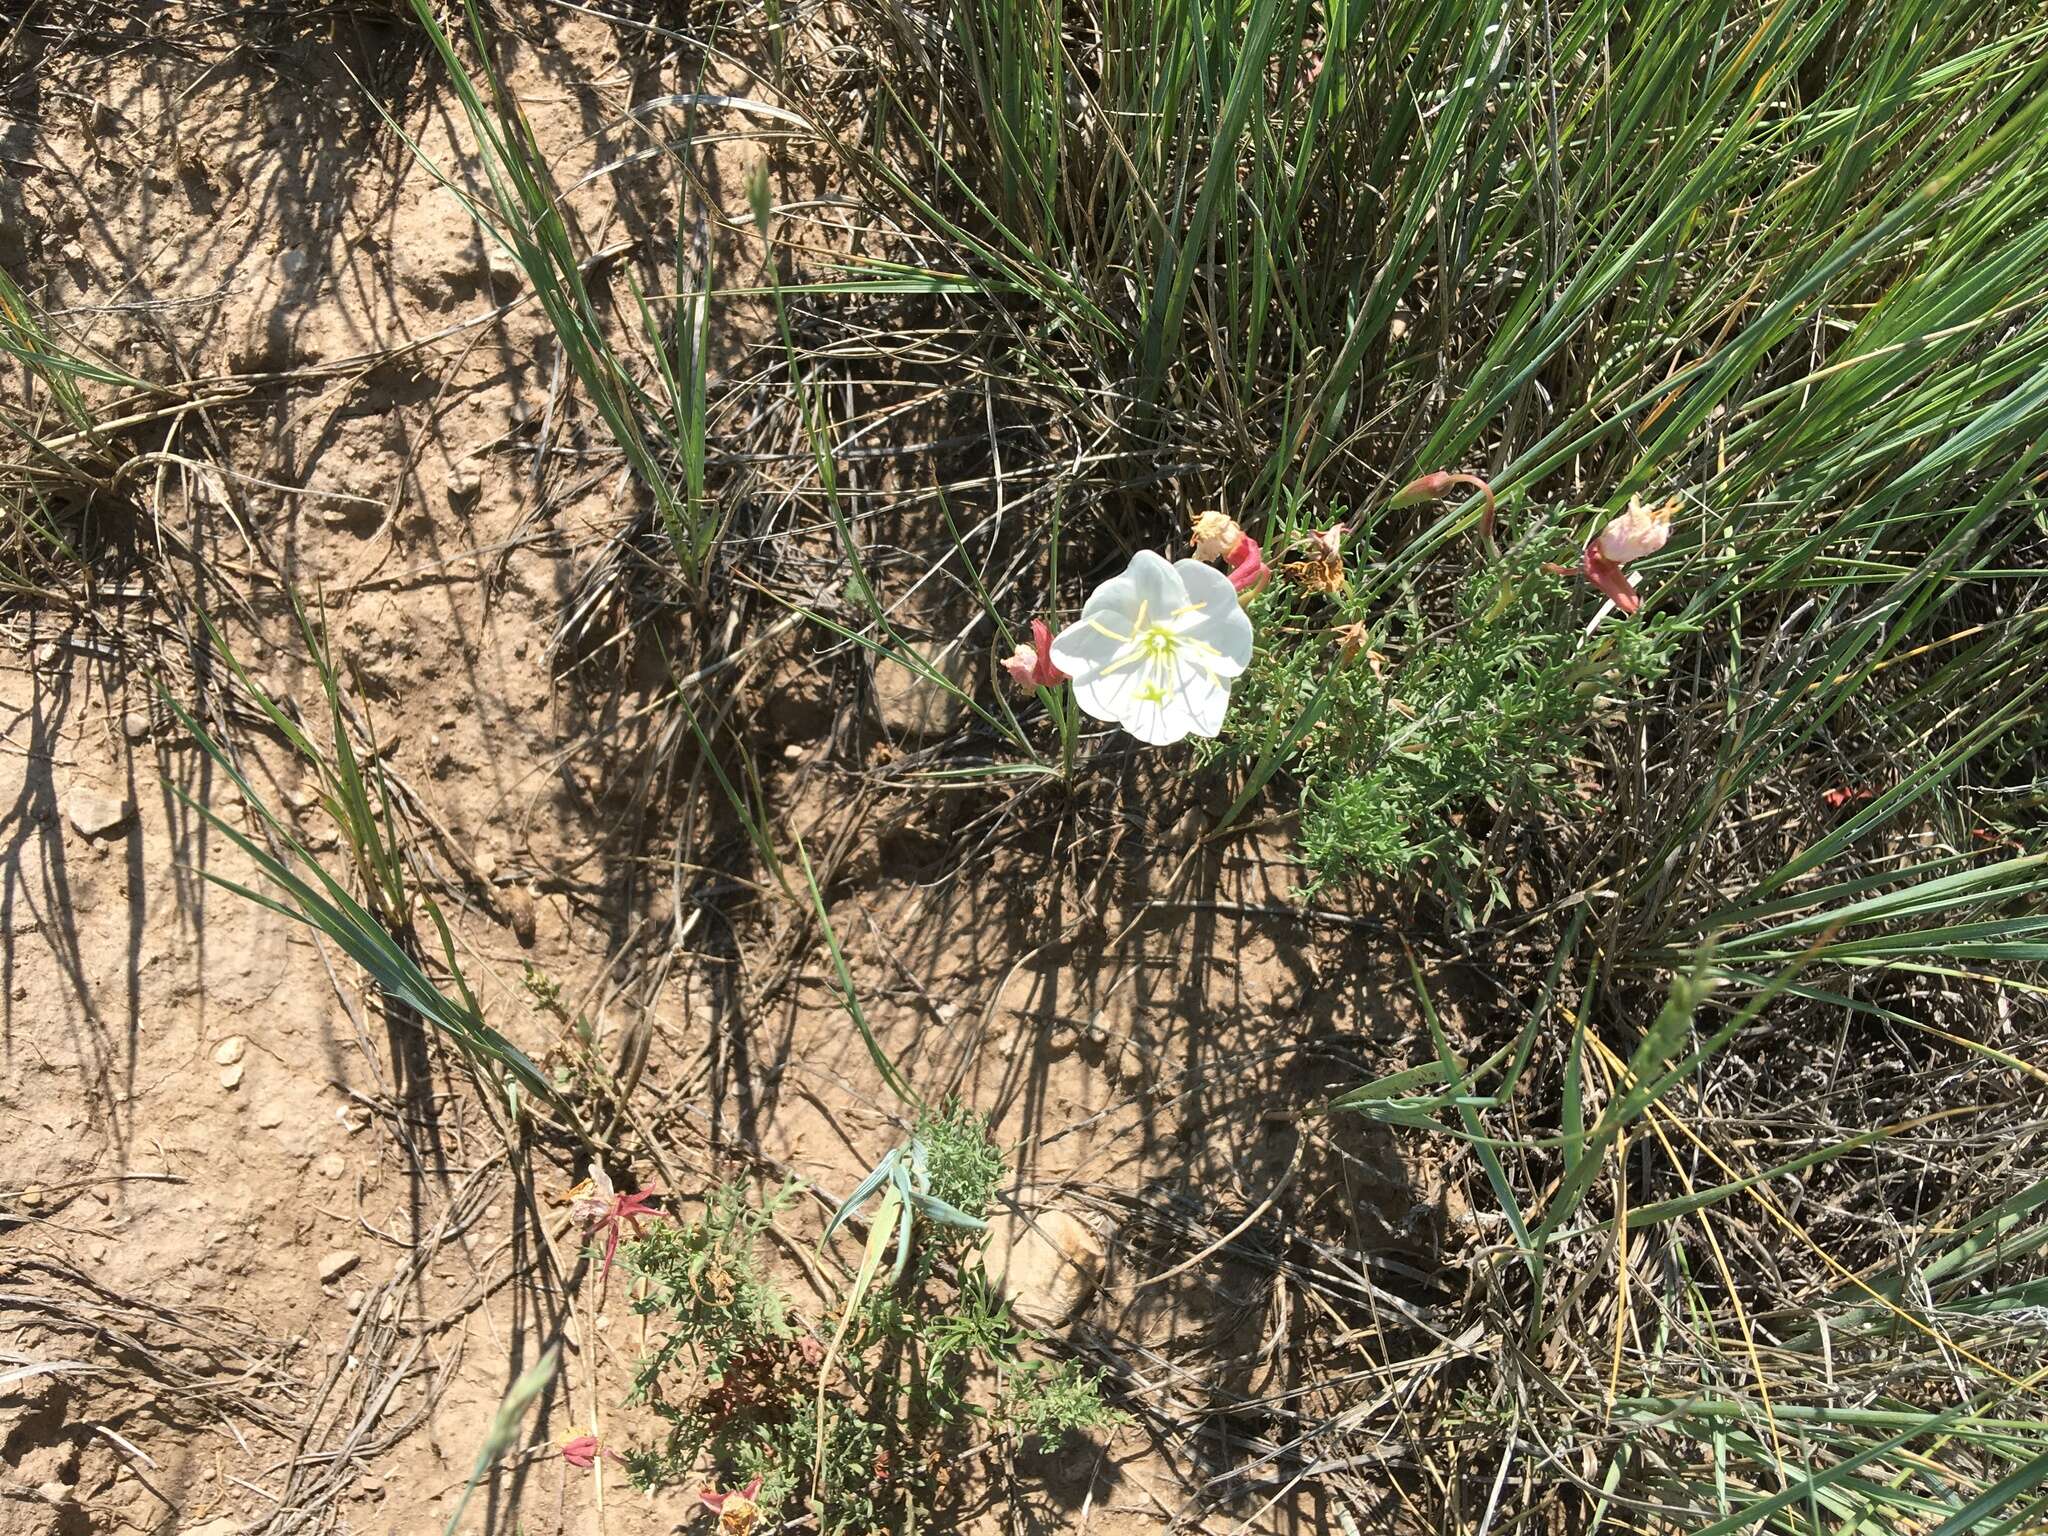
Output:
2 7 1461 1534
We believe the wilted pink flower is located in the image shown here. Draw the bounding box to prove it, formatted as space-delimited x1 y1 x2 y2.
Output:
1580 497 1674 615
562 1434 623 1469
700 1475 766 1535
1593 497 1673 564
1225 535 1270 601
1001 618 1067 690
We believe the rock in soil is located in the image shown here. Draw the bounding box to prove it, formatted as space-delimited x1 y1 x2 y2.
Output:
984 1208 1107 1328
66 788 133 839
870 638 974 740
447 460 483 507
318 1249 361 1284
212 1035 246 1066
500 884 537 948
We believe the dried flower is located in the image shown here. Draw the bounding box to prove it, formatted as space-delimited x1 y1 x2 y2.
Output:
1287 523 1347 594
1186 509 1272 603
1049 550 1254 745
1001 618 1067 690
699 1475 766 1535
1333 620 1370 663
1580 496 1674 615
1190 510 1245 562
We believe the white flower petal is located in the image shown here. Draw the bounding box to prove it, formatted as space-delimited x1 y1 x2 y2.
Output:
1072 641 1220 744
1048 613 1129 679
1170 559 1255 676
1097 656 1193 744
1118 549 1188 617
1177 674 1231 738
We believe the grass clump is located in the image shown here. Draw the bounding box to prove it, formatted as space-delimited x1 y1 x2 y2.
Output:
620 1121 1119 1530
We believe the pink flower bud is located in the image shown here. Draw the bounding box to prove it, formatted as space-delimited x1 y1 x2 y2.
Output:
1387 471 1457 509
1389 470 1497 541
1001 618 1067 689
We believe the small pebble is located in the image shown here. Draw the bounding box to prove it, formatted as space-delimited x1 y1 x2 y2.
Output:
122 710 151 742
219 1061 245 1091
255 1101 286 1129
212 1035 246 1066
316 1153 347 1180
19 1186 42 1208
344 1288 367 1313
318 1249 361 1284
447 461 482 507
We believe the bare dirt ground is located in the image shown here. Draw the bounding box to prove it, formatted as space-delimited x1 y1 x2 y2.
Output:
2 7 1473 1533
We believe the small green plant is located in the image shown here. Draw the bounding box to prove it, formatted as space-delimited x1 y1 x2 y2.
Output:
619 1115 1121 1532
1212 532 1678 909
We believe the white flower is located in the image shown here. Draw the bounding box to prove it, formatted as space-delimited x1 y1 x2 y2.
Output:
1049 550 1254 745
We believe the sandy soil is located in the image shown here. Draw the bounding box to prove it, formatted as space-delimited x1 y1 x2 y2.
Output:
1 8 1462 1533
